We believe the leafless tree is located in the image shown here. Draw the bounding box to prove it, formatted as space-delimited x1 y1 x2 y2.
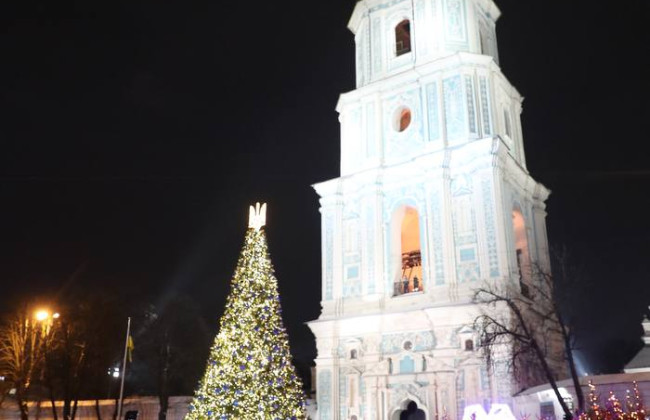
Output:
474 252 584 418
0 306 58 420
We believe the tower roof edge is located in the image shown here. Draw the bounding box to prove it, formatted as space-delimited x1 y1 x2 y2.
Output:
347 1 368 35
477 0 501 20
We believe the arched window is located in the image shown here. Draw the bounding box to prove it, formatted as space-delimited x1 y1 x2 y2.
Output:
350 349 357 360
465 339 474 351
512 207 530 296
395 20 411 56
392 206 424 296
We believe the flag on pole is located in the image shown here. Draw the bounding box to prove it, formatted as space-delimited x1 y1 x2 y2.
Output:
117 317 131 420
127 335 134 362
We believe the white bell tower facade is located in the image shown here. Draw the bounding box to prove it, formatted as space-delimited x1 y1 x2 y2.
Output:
309 0 553 418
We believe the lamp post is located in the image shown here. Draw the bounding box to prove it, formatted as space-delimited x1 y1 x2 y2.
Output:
31 308 60 420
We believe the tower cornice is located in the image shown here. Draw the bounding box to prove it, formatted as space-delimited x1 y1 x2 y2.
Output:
336 52 520 113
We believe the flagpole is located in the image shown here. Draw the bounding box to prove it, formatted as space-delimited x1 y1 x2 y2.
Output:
116 316 131 420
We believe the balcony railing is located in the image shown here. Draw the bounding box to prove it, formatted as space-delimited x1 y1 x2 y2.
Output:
394 250 423 296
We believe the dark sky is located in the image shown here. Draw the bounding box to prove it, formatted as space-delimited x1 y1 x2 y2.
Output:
1 0 649 377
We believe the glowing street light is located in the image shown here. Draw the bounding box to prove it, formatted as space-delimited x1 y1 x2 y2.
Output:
34 309 60 322
108 366 120 378
33 309 60 336
34 310 50 321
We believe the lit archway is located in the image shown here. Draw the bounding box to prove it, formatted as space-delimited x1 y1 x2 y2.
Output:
392 206 424 296
512 206 530 295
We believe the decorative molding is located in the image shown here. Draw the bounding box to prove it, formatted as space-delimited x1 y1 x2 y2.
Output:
318 370 332 420
481 176 500 277
443 75 466 141
465 75 478 136
325 213 334 300
381 331 436 353
479 76 492 136
431 189 445 284
444 0 469 47
426 82 441 142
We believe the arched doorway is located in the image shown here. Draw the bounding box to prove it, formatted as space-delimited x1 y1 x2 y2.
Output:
391 400 426 420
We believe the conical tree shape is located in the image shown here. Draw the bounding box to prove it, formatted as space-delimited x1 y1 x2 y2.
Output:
185 219 305 419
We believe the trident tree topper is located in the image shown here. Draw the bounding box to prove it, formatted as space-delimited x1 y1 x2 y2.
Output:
248 202 267 231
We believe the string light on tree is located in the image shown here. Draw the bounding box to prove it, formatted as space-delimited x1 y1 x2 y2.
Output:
185 203 305 420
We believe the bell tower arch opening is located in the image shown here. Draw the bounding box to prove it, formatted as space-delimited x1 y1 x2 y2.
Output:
392 205 423 296
512 206 531 296
395 19 412 56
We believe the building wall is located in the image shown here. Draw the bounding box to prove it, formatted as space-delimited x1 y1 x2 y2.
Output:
309 0 557 418
513 373 650 419
0 396 191 420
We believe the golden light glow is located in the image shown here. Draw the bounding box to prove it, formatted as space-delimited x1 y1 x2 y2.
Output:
401 206 420 253
34 310 50 321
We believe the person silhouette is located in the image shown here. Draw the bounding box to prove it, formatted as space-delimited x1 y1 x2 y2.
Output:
398 401 426 420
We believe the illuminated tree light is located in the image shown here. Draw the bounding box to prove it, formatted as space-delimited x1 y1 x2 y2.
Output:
185 220 305 419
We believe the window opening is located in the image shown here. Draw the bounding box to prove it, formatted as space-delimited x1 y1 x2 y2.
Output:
350 349 358 360
479 22 489 56
399 108 411 131
393 206 424 296
465 339 474 351
504 109 512 138
395 20 411 56
512 208 530 297
393 107 412 132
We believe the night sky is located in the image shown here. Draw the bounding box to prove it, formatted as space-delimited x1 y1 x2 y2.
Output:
1 0 649 379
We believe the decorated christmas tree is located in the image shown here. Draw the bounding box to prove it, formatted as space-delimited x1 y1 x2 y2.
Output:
185 203 305 419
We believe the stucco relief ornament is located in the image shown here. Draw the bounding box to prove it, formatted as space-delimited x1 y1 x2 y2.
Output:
248 202 267 231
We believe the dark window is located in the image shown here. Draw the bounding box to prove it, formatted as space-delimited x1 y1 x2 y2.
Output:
395 20 411 56
465 339 474 351
516 249 530 297
350 349 358 359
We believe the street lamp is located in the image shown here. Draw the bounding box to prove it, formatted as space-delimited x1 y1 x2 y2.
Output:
33 308 60 337
108 366 120 379
34 310 49 321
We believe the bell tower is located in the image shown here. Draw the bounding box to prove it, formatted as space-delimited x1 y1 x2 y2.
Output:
309 0 553 418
